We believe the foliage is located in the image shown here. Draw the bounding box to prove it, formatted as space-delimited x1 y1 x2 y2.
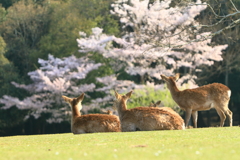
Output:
37 1 95 59
71 0 119 35
0 127 240 159
0 36 8 65
0 62 27 136
0 0 51 76
0 4 7 22
126 86 180 112
0 0 120 76
0 107 28 136
37 0 120 59
0 0 19 9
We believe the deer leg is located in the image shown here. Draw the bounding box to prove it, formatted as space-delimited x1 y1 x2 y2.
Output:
191 111 198 128
215 108 226 127
184 108 192 127
224 109 233 127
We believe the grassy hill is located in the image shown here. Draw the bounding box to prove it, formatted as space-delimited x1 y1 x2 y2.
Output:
0 127 240 160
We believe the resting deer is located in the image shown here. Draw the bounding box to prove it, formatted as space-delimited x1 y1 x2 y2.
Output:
161 73 232 128
114 90 185 131
62 93 121 134
149 100 183 118
101 109 113 115
148 101 161 107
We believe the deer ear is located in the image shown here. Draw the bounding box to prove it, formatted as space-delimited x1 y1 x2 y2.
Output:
77 93 85 101
160 74 168 81
126 90 133 98
62 95 72 103
174 73 180 81
114 90 120 99
156 100 161 106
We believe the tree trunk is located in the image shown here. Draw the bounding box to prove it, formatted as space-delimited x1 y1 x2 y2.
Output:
225 60 229 86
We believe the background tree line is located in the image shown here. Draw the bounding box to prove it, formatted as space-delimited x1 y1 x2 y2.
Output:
0 0 239 136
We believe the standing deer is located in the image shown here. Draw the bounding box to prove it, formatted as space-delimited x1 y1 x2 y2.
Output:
62 93 121 134
161 73 232 128
114 90 185 131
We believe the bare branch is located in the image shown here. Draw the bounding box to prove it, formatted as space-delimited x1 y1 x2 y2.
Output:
230 0 239 12
210 18 240 36
200 10 240 28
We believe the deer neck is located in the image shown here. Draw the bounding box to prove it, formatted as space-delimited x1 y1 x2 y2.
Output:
72 104 81 116
70 105 81 131
71 104 81 121
168 81 181 101
116 99 127 119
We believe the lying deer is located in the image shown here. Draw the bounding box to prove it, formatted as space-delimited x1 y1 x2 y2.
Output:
114 90 185 131
161 73 232 128
148 101 161 107
101 109 113 115
149 100 183 120
62 93 121 134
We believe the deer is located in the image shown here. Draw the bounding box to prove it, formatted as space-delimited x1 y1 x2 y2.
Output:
62 93 121 134
101 109 113 115
160 73 233 128
149 100 184 119
114 90 185 131
148 101 161 107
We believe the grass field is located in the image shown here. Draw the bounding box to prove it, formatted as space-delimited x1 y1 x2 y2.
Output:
1 127 240 160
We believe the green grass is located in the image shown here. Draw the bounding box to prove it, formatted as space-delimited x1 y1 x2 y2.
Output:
1 127 240 160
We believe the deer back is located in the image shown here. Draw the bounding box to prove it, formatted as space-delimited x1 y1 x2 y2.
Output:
174 83 230 111
121 107 184 131
72 114 121 134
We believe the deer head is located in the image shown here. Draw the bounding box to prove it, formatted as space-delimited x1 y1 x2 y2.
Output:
114 90 133 101
161 73 180 90
149 100 161 107
62 93 85 112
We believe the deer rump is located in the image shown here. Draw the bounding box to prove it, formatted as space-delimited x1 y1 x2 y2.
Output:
120 107 184 131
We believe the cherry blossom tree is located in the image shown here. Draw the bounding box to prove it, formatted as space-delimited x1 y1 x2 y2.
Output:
0 54 101 123
77 0 228 89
